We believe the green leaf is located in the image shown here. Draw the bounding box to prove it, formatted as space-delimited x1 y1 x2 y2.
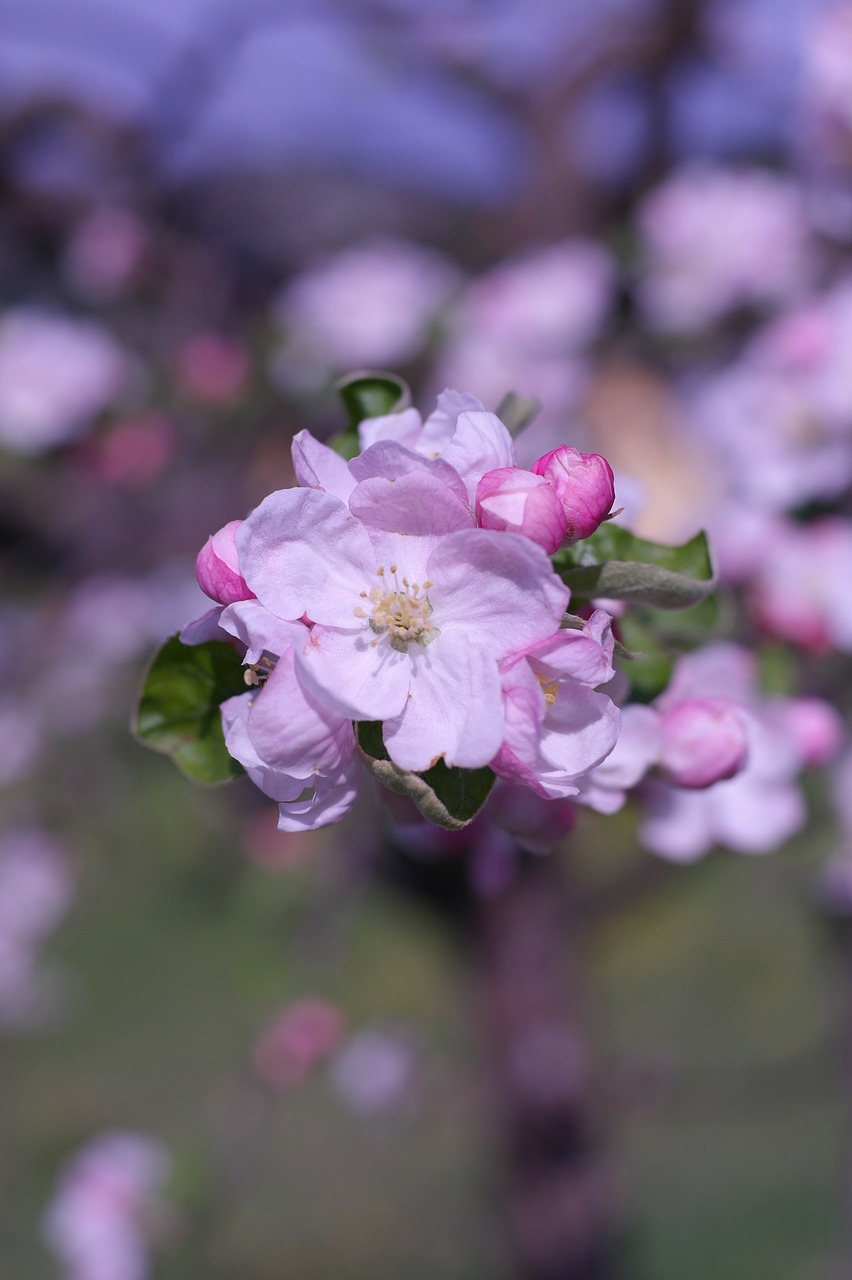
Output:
336 371 412 429
329 371 412 459
554 527 716 610
134 635 247 784
495 391 541 437
355 721 495 830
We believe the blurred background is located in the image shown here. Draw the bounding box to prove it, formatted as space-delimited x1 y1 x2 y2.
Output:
2 0 852 1276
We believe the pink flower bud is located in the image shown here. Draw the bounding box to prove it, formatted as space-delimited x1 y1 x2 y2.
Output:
253 998 346 1090
475 466 568 553
659 698 749 789
531 446 615 541
782 697 844 767
195 520 255 604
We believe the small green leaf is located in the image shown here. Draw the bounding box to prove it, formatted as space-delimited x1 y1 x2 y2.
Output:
495 391 541 437
336 371 412 429
134 636 247 784
554 527 716 610
355 721 495 830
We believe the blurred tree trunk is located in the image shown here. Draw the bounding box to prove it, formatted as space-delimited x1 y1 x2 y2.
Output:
475 848 624 1280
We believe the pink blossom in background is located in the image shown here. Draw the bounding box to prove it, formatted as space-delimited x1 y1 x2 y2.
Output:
42 1131 170 1280
684 282 852 516
685 359 852 513
751 518 852 652
175 333 251 406
0 829 73 1027
636 645 840 861
800 2 852 145
434 241 613 459
78 414 175 489
434 332 590 463
572 703 663 813
62 206 148 301
637 166 813 330
253 998 347 1089
449 241 615 353
0 309 131 453
273 239 458 383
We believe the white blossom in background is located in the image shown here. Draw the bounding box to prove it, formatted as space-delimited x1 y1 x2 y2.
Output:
0 829 73 1028
637 166 813 331
273 239 459 386
0 309 130 453
435 241 615 459
42 1131 171 1280
329 1028 418 1116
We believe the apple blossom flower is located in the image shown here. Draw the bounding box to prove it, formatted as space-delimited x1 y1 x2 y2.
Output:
176 394 628 833
357 388 516 504
217 601 358 832
531 445 615 541
475 465 568 552
42 1131 170 1280
235 461 570 774
491 610 621 799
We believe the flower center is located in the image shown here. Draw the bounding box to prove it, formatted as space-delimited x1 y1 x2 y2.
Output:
354 565 440 654
536 672 559 706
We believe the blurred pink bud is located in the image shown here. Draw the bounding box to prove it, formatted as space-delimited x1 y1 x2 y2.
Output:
176 333 250 405
782 697 844 767
659 698 749 789
531 446 615 541
195 521 255 604
84 414 175 488
475 466 568 553
253 998 346 1089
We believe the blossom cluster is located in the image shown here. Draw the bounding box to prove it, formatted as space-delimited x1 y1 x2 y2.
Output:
184 392 624 832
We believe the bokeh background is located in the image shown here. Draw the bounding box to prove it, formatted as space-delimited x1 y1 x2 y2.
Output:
2 1 852 1276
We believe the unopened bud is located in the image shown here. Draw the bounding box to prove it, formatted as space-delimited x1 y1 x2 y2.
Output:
659 698 749 789
531 445 615 541
195 520 255 604
475 466 568 554
783 698 844 767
